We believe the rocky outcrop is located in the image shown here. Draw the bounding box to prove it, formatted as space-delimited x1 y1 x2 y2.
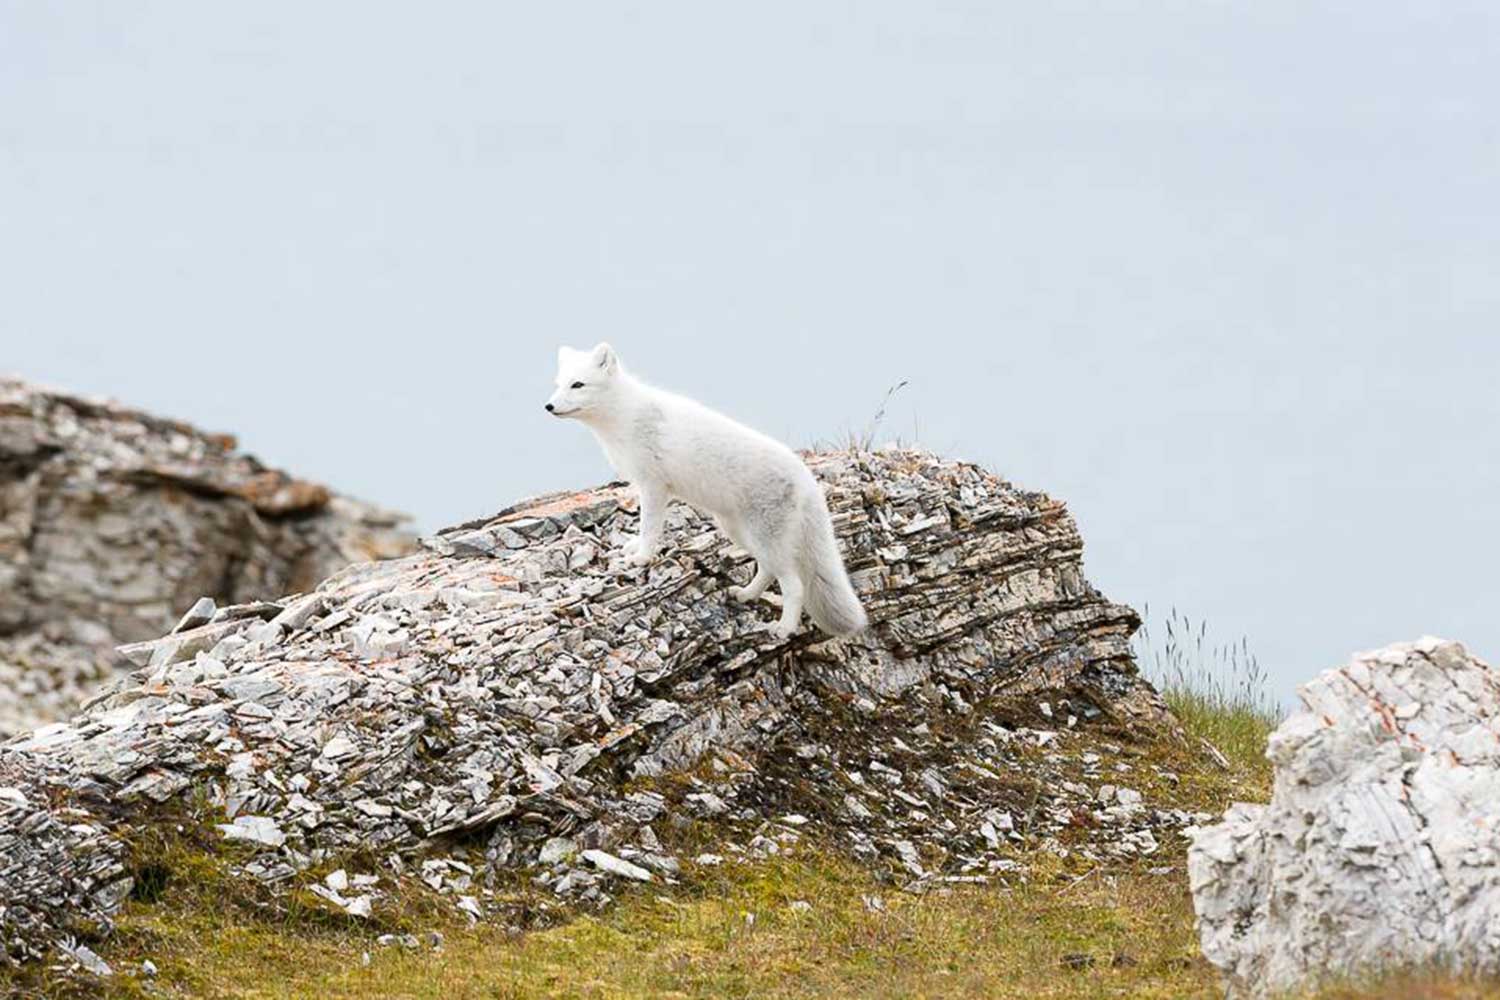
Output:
1189 637 1500 997
1 449 1176 963
0 377 414 736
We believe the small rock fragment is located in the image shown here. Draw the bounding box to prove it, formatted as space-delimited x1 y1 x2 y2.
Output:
581 849 653 883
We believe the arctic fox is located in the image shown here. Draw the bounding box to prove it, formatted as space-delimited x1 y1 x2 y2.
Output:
545 343 867 639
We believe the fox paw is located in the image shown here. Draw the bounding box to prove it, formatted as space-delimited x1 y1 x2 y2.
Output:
730 586 758 603
621 539 656 566
768 621 799 641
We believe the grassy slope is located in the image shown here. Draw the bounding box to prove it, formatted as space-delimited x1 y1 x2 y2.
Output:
7 657 1496 998
109 856 1210 1000
6 688 1272 1000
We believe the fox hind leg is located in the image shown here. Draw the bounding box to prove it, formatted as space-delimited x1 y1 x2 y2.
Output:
732 564 773 603
769 573 805 640
717 514 773 603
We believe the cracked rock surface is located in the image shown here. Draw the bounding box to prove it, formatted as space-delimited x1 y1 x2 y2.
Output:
1 448 1174 963
0 377 415 736
1189 637 1500 998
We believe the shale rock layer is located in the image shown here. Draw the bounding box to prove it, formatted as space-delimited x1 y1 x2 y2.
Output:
0 377 413 735
2 449 1167 962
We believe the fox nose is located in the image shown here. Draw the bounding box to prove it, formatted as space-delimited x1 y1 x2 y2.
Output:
544 403 554 412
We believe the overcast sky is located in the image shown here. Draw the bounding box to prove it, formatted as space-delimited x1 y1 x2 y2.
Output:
4 2 1497 703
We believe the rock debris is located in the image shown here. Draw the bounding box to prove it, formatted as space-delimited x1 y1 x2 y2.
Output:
3 448 1183 965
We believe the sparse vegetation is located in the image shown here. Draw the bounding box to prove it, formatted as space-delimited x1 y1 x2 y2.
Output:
833 379 911 452
8 850 1218 1000
1134 605 1282 784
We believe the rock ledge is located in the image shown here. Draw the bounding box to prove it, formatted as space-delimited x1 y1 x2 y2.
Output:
3 449 1173 963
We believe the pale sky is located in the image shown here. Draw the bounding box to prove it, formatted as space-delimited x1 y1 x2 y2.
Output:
4 2 1497 704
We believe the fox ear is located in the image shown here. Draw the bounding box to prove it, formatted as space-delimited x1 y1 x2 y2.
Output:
590 342 618 374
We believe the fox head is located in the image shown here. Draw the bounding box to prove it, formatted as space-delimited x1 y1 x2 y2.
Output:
545 343 620 420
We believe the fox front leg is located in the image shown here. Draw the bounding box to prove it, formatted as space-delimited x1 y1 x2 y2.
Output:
623 482 667 566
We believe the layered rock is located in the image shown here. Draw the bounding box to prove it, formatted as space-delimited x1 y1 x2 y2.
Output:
1 449 1173 962
0 377 414 735
1189 637 1500 997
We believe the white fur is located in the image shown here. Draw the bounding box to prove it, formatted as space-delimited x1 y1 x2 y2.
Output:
546 343 867 639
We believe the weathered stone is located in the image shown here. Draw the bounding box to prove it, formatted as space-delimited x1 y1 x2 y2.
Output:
172 597 217 634
538 837 578 866
0 749 132 964
582 849 653 883
1189 637 1500 998
58 941 112 977
0 378 415 736
218 815 287 848
0 449 1175 962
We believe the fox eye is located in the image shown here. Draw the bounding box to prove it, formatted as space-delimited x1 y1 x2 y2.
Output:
570 381 585 389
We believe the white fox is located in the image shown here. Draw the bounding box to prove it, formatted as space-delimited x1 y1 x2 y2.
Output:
545 343 867 639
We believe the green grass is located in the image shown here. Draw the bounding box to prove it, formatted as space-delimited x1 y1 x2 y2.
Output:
9 846 1222 999
13 815 1498 1000
1134 604 1281 783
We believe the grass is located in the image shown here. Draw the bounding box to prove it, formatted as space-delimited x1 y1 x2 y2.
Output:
12 847 1219 1000
824 380 913 453
1134 604 1281 787
15 834 1500 1000
1308 975 1500 1000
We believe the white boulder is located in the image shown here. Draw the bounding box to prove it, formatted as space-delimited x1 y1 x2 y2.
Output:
1189 637 1500 997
